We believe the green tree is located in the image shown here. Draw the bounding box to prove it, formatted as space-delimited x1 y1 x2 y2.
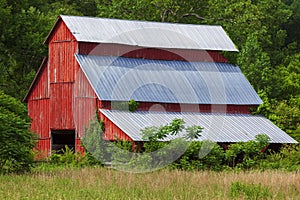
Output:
270 53 300 99
202 0 294 66
96 0 209 22
285 0 300 49
0 91 36 173
237 34 271 92
0 3 52 99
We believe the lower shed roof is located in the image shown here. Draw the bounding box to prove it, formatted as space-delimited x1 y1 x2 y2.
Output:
100 109 297 144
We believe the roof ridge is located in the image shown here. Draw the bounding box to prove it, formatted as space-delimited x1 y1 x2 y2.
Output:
60 15 222 28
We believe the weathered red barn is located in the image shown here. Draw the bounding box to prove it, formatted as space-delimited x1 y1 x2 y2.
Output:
24 15 297 157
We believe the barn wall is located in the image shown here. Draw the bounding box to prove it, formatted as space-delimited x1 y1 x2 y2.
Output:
28 99 50 157
26 59 51 157
36 139 51 158
99 101 254 114
48 21 78 131
99 112 133 141
49 41 77 83
73 68 98 148
27 59 50 100
78 42 228 62
50 83 75 129
227 105 256 114
46 20 76 44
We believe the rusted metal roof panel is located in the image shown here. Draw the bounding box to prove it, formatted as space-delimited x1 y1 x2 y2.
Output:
60 15 238 51
100 109 298 143
76 55 262 105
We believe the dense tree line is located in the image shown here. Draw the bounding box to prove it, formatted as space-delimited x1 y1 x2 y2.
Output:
0 0 299 142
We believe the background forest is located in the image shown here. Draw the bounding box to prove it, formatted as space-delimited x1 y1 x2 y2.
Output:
0 0 299 142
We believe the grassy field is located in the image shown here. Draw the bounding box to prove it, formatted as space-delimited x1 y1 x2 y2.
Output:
0 167 299 200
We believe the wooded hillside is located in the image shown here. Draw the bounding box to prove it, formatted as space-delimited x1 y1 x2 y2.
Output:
0 0 299 141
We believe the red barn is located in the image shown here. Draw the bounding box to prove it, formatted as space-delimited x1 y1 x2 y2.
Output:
24 15 297 157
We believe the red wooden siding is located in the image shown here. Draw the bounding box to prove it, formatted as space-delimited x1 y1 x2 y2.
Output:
49 41 78 83
28 99 50 138
75 139 85 154
78 42 98 55
25 58 49 100
48 21 77 83
78 42 228 62
74 68 98 139
36 139 51 158
28 99 50 156
99 112 134 141
50 83 75 129
74 67 96 98
122 48 228 63
46 20 76 44
26 58 51 156
227 105 256 114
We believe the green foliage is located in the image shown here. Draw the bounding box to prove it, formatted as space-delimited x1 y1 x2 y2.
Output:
225 134 270 168
108 139 153 171
206 0 292 62
285 0 300 48
142 118 201 141
237 34 271 91
47 145 102 167
49 146 78 165
0 5 52 99
0 91 37 174
81 117 107 165
111 99 139 112
229 181 273 199
107 119 203 171
254 93 300 142
185 126 203 140
259 144 300 171
172 141 225 171
128 99 139 112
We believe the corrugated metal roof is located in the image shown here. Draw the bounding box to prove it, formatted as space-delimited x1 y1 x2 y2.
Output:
100 109 298 143
60 15 238 51
76 55 262 105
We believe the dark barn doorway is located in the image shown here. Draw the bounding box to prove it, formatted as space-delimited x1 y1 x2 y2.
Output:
51 130 75 153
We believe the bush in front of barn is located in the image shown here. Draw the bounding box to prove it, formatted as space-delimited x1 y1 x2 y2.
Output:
0 91 37 174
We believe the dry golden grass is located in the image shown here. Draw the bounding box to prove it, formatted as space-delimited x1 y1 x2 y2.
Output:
0 167 299 199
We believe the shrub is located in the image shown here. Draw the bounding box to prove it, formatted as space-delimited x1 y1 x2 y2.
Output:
0 91 37 174
225 134 270 169
172 141 225 171
81 118 107 165
260 144 300 171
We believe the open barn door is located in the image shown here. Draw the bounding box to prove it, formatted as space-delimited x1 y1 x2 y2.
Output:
51 130 75 154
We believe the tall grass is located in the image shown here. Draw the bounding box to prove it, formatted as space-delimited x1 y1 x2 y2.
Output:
0 167 299 199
